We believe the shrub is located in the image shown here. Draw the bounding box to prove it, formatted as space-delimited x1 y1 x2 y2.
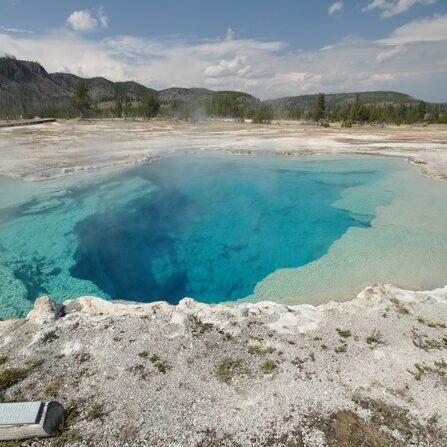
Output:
335 344 348 353
216 357 244 383
154 360 171 374
366 330 385 345
261 360 277 374
248 345 275 355
139 353 171 374
88 403 105 420
45 379 63 398
336 328 352 338
0 368 28 392
190 315 214 335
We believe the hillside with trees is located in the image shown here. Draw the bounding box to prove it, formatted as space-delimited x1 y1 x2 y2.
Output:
0 56 446 124
266 91 447 124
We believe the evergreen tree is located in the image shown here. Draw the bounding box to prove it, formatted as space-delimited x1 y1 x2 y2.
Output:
288 106 301 120
114 97 124 118
417 101 426 120
253 105 273 123
349 94 363 122
313 93 325 121
72 80 91 119
140 94 160 118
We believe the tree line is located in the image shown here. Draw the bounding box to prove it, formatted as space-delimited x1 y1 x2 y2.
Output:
0 80 274 122
2 80 445 125
70 86 447 124
290 93 447 125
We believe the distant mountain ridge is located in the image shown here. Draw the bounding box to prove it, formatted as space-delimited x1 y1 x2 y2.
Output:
0 57 259 103
0 57 264 117
0 57 156 102
0 57 443 119
265 91 422 112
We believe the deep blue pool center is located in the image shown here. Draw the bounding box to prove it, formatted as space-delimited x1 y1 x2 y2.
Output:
0 152 399 317
70 154 386 304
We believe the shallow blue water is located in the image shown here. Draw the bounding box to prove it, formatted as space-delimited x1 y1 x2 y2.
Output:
0 153 399 316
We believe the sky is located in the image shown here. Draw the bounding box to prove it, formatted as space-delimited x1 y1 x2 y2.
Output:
1 0 446 101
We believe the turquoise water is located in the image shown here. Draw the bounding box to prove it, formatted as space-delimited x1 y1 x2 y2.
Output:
0 153 403 318
71 156 383 304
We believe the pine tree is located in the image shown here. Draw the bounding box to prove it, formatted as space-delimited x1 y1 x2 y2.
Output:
253 105 273 123
313 93 326 122
72 81 91 119
349 94 363 122
417 101 426 120
140 95 160 118
114 97 123 118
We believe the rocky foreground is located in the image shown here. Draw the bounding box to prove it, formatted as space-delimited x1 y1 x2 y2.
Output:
0 284 446 446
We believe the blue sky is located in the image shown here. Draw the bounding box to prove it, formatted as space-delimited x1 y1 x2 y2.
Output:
1 0 447 101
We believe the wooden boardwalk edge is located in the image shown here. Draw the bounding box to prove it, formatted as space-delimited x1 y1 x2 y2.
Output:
0 118 56 128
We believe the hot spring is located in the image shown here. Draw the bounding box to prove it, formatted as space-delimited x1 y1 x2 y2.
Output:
1 152 447 318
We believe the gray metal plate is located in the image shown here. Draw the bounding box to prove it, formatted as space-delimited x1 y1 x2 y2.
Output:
0 402 43 425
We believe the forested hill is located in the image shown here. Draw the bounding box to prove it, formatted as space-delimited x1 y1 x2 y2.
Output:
0 56 445 123
265 91 420 114
0 57 260 119
0 57 155 103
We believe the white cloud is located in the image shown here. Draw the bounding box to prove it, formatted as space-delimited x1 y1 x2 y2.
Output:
66 7 109 32
225 27 235 41
376 45 406 62
328 1 344 16
203 55 251 77
66 10 98 32
97 7 109 29
363 0 437 18
0 22 446 101
380 14 447 44
0 26 33 34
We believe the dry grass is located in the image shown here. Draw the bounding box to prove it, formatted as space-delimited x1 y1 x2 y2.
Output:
216 357 245 383
0 367 29 392
323 409 403 447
